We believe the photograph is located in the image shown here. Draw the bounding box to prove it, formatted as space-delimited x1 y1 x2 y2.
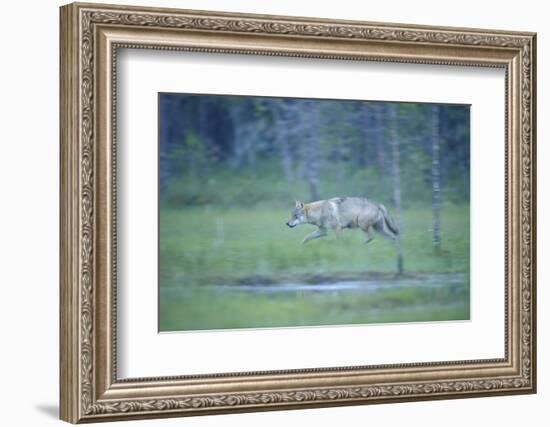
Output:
158 93 471 332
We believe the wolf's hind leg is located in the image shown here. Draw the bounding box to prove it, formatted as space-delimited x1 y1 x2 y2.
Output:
302 228 327 244
373 219 397 240
362 226 374 244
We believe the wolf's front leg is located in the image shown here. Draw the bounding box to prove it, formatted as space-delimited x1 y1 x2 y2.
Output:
302 228 327 244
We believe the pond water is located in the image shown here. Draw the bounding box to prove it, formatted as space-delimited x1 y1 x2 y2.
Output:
206 273 467 295
159 273 470 331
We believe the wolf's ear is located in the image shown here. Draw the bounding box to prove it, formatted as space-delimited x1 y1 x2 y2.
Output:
295 200 304 208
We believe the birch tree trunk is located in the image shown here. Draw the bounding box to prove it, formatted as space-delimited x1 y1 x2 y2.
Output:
357 103 369 169
431 105 441 254
389 104 404 275
375 104 386 181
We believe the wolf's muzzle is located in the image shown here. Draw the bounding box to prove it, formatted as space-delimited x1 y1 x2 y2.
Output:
286 221 296 228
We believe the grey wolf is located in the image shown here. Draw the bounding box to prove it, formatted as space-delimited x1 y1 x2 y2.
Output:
286 197 399 244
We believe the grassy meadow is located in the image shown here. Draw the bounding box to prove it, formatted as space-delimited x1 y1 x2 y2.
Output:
159 204 470 331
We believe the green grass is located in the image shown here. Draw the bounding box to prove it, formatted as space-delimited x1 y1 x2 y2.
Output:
159 204 470 331
159 282 469 331
160 205 469 285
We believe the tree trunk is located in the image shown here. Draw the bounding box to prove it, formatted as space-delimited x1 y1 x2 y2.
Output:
197 97 209 179
302 101 321 201
459 129 470 196
246 123 257 178
356 103 369 195
389 104 404 275
275 103 293 181
229 102 255 175
357 103 369 169
375 104 386 181
431 105 441 254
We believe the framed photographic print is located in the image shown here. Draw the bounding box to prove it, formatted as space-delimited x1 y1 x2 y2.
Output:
157 93 470 332
60 2 537 423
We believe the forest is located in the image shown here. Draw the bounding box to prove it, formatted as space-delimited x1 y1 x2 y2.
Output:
158 93 470 331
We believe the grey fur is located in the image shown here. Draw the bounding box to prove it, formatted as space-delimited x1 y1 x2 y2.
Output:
286 197 398 244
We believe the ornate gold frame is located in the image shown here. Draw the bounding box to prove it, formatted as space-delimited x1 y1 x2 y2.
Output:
60 2 537 423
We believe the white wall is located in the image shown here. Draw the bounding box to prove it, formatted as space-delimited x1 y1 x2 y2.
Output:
0 1 545 426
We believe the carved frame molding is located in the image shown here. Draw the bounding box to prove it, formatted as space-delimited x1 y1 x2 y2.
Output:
60 2 536 423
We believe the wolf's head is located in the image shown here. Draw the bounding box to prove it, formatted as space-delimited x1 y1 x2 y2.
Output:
286 201 306 228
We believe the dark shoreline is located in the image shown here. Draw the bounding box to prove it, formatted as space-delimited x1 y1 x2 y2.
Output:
162 271 468 287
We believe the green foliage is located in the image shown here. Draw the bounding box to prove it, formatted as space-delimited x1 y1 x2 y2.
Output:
160 95 470 209
162 164 310 208
162 159 468 210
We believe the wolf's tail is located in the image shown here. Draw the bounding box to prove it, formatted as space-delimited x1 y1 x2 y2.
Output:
379 204 399 236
